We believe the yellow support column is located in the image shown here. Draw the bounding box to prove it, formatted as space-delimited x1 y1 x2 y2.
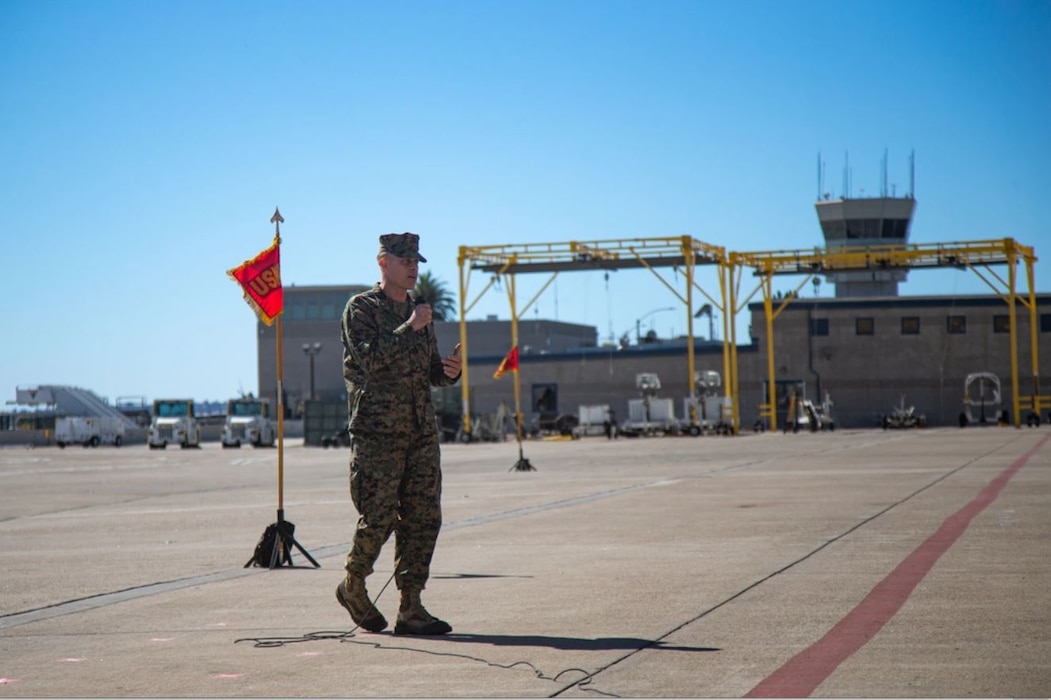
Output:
1025 255 1041 417
457 247 472 440
683 237 697 428
721 261 736 432
1007 244 1021 427
763 272 777 432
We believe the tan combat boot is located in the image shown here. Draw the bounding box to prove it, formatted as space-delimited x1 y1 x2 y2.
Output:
394 589 452 636
335 575 388 632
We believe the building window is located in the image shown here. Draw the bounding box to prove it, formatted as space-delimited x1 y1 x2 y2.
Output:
532 383 558 414
901 316 920 335
947 315 967 334
881 218 909 239
820 219 846 240
993 315 1010 334
810 318 829 336
1042 314 1051 333
856 317 875 335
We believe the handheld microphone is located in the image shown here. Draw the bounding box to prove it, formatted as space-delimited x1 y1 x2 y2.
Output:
414 294 430 337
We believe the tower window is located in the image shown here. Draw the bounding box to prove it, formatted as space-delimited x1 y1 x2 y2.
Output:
881 219 909 239
947 315 967 334
821 219 846 240
993 315 1010 334
901 316 920 335
845 218 882 239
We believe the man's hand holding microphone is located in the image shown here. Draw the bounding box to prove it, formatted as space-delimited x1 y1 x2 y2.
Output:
411 296 462 378
410 296 433 332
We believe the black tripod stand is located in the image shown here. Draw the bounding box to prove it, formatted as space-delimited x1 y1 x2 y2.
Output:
509 441 536 472
245 508 321 569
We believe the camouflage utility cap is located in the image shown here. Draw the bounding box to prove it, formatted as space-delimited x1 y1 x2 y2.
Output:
379 232 427 263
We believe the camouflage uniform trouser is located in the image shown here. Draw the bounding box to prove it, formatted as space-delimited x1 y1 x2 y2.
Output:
344 432 443 592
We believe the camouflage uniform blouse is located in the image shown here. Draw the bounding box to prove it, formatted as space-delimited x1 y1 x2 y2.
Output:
341 284 459 437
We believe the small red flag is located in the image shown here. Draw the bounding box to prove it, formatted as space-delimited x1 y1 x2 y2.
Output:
493 345 519 379
228 238 283 326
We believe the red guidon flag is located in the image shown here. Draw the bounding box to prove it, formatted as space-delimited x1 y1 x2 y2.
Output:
228 238 283 325
493 345 519 379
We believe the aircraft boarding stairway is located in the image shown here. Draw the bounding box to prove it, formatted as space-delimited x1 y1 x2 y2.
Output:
46 385 139 429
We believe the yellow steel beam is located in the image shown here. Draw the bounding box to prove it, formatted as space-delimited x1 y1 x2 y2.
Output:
730 238 1034 275
464 236 725 273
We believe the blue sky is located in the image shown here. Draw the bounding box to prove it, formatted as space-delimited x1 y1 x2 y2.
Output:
2 0 1049 404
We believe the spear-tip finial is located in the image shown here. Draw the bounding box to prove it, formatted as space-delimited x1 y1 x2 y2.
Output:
270 207 283 243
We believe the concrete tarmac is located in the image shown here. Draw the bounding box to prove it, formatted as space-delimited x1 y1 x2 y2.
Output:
1 427 1049 698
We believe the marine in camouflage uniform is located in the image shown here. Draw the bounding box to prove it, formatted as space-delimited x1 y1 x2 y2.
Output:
335 232 462 636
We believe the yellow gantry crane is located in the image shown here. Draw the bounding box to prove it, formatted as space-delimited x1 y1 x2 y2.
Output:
728 237 1042 430
456 236 732 442
454 235 1040 437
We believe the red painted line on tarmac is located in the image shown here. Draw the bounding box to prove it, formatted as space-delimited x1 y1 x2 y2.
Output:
746 434 1049 699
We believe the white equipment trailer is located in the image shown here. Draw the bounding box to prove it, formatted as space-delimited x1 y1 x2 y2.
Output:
620 373 679 436
148 399 201 449
681 370 732 436
221 397 276 448
577 404 611 437
55 416 125 448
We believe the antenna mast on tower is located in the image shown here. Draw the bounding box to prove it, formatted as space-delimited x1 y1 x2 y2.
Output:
909 149 916 198
881 148 888 197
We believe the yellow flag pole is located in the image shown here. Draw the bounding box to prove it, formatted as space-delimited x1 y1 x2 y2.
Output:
271 209 285 519
507 272 535 472
275 309 285 515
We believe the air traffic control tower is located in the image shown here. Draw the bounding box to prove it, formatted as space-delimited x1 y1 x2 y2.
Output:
815 152 916 297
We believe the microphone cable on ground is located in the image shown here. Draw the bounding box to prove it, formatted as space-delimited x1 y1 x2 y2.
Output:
232 569 602 695
233 568 397 648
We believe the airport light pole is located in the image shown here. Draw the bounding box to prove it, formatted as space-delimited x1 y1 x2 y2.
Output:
301 342 322 401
